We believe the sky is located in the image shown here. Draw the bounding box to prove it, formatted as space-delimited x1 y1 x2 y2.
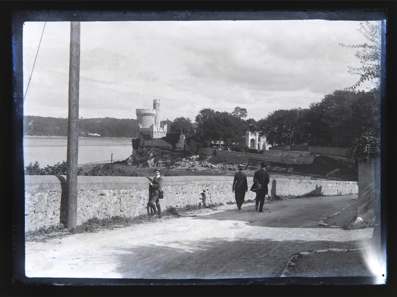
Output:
23 20 381 121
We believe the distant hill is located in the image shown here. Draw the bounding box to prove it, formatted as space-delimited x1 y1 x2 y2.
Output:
24 116 139 138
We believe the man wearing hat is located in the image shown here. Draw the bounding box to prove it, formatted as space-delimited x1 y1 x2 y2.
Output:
147 169 163 217
252 161 270 212
232 164 248 210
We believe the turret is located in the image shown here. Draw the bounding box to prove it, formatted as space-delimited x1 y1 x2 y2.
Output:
153 99 160 129
153 99 160 111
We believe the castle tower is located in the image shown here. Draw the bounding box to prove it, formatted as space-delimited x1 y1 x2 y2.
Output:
136 99 167 139
136 108 155 137
153 99 160 130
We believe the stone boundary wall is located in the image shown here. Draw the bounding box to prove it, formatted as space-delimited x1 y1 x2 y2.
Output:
25 175 358 232
308 146 350 157
273 177 358 197
212 150 314 165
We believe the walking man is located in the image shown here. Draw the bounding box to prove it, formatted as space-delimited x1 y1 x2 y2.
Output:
252 161 270 212
147 169 163 218
232 164 248 210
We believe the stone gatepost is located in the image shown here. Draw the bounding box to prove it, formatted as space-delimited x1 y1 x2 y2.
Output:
351 134 380 230
271 179 277 200
357 157 381 225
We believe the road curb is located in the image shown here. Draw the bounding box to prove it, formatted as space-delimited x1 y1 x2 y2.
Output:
317 200 356 228
280 248 362 277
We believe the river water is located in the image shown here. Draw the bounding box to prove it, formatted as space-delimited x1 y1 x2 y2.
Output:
24 136 132 167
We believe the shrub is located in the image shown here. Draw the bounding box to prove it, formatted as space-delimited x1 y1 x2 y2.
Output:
351 132 380 161
25 161 83 175
25 161 42 175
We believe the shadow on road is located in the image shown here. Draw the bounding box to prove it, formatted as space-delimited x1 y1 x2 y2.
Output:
114 238 368 279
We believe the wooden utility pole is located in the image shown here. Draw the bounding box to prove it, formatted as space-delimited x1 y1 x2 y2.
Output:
65 22 80 230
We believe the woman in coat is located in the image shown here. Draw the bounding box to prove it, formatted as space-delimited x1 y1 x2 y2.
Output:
147 169 163 217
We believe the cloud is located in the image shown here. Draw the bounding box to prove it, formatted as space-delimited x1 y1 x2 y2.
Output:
23 20 381 121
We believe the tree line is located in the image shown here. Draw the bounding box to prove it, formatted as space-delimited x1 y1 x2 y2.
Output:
168 88 380 154
24 116 139 138
258 89 380 148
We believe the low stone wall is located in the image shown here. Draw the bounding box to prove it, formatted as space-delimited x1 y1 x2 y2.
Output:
274 177 358 197
211 150 314 165
25 176 63 232
25 175 358 233
308 146 350 157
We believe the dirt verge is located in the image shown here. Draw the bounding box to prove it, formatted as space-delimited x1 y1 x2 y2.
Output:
280 248 372 277
25 202 225 242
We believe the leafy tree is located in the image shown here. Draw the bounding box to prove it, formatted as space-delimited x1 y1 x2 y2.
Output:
217 111 247 144
341 22 381 90
231 106 248 119
351 90 380 137
195 109 219 145
340 22 381 159
259 109 310 146
195 108 247 146
256 89 379 150
308 91 357 146
246 118 258 131
170 117 194 137
306 90 379 147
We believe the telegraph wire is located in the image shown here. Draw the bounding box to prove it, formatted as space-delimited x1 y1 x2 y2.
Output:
24 22 47 100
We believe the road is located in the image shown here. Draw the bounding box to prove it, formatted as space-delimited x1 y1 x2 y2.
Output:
25 195 372 279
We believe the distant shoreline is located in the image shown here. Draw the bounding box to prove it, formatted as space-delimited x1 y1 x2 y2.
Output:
24 135 132 139
24 116 139 138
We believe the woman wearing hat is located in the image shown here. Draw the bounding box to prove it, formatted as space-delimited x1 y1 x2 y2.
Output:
147 169 163 217
232 164 248 210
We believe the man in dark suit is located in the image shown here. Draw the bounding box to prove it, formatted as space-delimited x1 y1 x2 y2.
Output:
252 161 270 212
232 164 248 210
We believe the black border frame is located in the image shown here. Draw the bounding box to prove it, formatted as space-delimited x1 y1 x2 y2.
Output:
1 1 396 296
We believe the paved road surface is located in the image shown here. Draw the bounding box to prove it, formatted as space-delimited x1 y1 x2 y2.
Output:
25 195 372 279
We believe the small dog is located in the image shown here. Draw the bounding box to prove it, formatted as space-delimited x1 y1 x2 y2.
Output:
199 190 207 208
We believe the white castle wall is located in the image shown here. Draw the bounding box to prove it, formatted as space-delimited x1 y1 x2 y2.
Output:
245 131 269 150
136 99 167 139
